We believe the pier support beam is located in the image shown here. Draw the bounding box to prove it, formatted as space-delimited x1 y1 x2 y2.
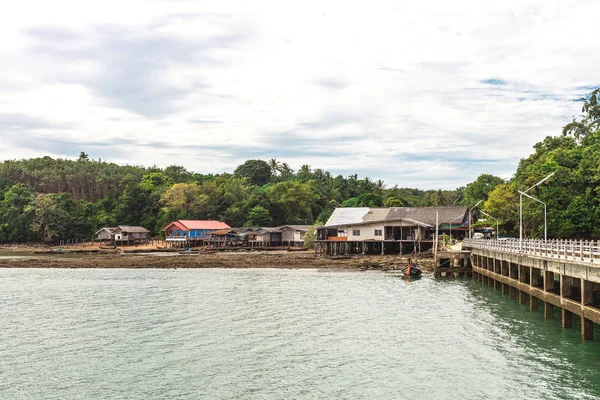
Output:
509 286 517 301
519 291 527 305
495 279 501 291
502 283 509 296
530 296 538 312
544 302 554 319
544 271 555 293
582 317 594 340
561 275 573 299
562 309 573 329
581 279 594 340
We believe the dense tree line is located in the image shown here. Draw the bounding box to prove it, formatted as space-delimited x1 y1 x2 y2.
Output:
2 89 598 242
0 153 473 242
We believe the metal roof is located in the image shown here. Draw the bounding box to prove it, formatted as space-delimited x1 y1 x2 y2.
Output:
278 225 310 232
325 207 370 226
324 206 468 227
163 220 231 231
114 226 150 233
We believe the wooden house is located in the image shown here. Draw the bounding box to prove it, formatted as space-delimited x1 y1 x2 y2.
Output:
206 229 244 247
96 227 116 241
95 226 150 245
250 227 283 247
279 225 309 246
315 206 469 255
162 220 231 245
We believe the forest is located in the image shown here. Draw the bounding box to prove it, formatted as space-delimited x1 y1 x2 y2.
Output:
1 89 599 243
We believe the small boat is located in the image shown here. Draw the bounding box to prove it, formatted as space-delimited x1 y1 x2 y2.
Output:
287 247 309 252
401 259 422 279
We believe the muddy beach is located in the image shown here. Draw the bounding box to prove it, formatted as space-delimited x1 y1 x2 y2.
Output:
0 246 434 271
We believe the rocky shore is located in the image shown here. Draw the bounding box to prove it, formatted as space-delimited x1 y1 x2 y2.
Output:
0 247 435 271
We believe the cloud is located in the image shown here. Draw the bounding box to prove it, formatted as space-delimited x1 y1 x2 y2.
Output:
23 20 252 117
2 0 600 189
481 79 508 85
314 77 349 90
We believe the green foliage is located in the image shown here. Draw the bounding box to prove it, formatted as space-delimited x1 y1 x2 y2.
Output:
383 196 408 207
234 160 272 186
302 222 323 249
0 184 35 241
460 174 505 206
563 89 600 140
245 206 272 227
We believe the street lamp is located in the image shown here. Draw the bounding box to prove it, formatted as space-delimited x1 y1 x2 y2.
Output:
479 210 499 240
519 172 554 250
518 190 547 241
468 200 482 239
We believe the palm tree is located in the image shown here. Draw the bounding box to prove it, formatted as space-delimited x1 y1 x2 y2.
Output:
268 158 282 176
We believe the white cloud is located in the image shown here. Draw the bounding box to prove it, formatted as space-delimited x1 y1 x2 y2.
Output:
0 0 597 189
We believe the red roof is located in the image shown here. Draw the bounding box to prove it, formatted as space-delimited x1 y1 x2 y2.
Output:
163 220 231 231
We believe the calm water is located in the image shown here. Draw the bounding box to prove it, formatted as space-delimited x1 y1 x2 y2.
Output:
1 268 600 399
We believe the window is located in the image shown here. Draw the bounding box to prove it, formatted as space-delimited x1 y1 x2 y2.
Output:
374 229 382 236
352 229 361 236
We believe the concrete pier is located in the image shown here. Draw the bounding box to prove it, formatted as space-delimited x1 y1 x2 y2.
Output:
466 240 600 340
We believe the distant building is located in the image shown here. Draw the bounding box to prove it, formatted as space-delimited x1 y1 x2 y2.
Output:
279 225 310 246
95 226 150 245
162 220 231 244
250 227 283 247
315 206 470 254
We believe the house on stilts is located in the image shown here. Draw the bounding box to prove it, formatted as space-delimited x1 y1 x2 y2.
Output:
314 206 471 256
162 220 231 247
95 226 150 246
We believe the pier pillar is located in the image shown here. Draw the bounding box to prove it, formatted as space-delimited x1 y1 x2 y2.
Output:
544 302 554 319
381 242 385 255
519 291 527 305
560 275 573 299
483 275 488 285
581 278 594 340
502 283 509 296
488 277 494 288
530 267 540 288
494 279 501 291
582 279 593 307
544 271 555 292
530 296 538 312
509 286 517 301
562 309 573 328
582 317 594 340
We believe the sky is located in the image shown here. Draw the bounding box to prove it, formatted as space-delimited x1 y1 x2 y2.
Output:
1 0 598 189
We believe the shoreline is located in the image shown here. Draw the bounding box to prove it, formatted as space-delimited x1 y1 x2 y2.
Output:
0 247 435 271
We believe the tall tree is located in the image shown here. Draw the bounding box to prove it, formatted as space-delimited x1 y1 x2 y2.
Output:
234 160 273 186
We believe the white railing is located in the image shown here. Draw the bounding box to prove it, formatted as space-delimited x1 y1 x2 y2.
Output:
165 236 188 241
463 238 600 264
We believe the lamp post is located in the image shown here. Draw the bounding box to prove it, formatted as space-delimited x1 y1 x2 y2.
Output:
518 190 547 241
519 172 554 250
479 210 499 240
468 200 482 239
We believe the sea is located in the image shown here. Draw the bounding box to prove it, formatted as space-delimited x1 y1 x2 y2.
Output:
1 268 600 399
